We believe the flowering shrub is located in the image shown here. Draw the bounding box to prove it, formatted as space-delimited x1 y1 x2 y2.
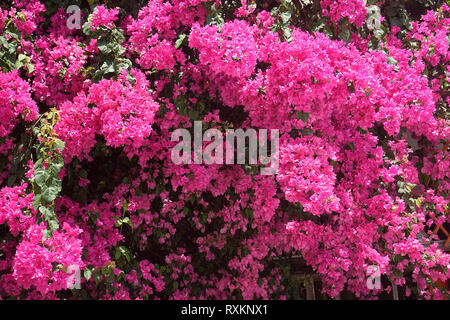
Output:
0 0 449 300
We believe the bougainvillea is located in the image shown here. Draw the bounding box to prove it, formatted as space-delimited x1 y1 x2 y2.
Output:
0 0 448 300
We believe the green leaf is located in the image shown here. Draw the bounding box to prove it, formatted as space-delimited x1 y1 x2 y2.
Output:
55 139 66 152
280 11 291 24
93 271 102 284
373 28 384 40
47 162 63 177
82 21 92 35
122 217 133 229
48 219 59 231
204 2 224 26
115 248 121 260
121 199 129 212
415 198 423 208
115 217 129 228
115 246 132 262
42 229 51 239
115 58 131 72
175 34 187 49
32 194 41 212
340 28 351 43
26 62 35 73
46 176 62 191
39 206 52 219
97 37 111 54
111 28 125 44
15 53 29 70
39 206 59 231
84 269 92 281
42 186 60 202
34 168 50 187
297 111 310 123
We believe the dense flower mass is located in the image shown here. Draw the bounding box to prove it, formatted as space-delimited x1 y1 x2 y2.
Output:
0 71 38 138
0 0 449 300
55 69 159 161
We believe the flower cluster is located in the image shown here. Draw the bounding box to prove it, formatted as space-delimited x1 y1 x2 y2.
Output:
0 71 38 138
90 5 119 31
55 69 159 162
0 0 448 300
320 0 368 27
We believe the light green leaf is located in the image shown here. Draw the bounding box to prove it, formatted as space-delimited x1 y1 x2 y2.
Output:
175 34 187 49
42 186 60 202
